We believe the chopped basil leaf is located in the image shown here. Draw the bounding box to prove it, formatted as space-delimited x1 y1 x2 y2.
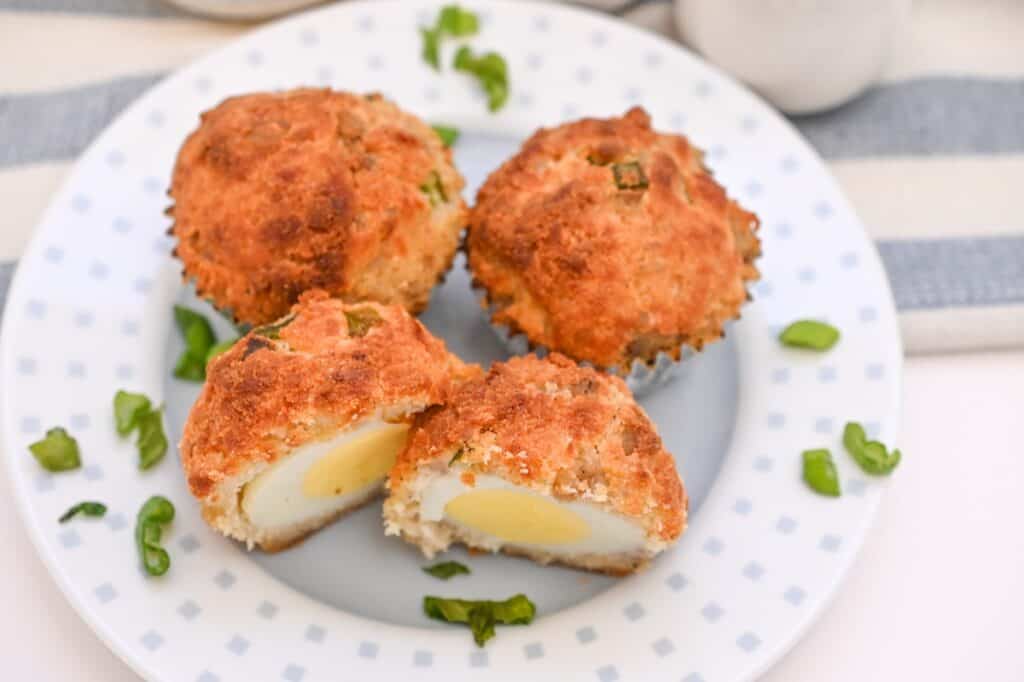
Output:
802 448 841 497
438 5 479 37
779 320 840 351
423 561 471 580
432 124 460 147
448 448 464 465
345 307 383 337
136 408 168 471
173 305 217 381
423 594 535 647
420 171 448 207
421 27 441 70
612 161 649 190
59 501 107 523
452 46 510 112
205 338 236 367
114 390 152 436
28 427 81 472
135 495 174 577
843 421 901 475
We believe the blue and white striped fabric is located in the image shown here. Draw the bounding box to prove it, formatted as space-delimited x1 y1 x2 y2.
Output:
1 0 1022 354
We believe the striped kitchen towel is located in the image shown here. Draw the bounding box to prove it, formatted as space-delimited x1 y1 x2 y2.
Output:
0 0 1022 354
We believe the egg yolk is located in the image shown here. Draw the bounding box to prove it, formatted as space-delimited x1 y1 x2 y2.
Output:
301 423 408 498
444 489 591 545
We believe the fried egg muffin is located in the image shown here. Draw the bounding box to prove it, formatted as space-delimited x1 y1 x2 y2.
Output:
180 290 471 552
169 88 467 326
466 107 761 374
384 353 686 575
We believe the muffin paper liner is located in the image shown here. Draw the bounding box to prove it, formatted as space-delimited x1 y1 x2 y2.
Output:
473 285 691 397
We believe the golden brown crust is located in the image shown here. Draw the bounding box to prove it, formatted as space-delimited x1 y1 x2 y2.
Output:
180 289 468 502
466 107 761 370
388 353 687 543
170 89 467 325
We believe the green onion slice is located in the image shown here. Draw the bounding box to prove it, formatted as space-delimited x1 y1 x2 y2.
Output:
173 305 218 381
136 408 168 471
420 171 448 206
114 390 152 436
135 495 175 577
802 448 841 497
344 307 383 337
28 427 81 472
205 339 236 368
423 594 535 647
779 320 840 351
612 161 649 190
59 501 107 523
432 124 460 147
843 421 901 475
452 46 510 112
438 5 479 36
423 561 471 580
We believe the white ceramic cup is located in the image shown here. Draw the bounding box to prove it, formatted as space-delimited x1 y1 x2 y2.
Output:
162 0 324 20
674 0 912 114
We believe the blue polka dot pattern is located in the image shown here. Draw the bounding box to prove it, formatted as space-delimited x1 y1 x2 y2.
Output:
95 583 117 604
140 630 164 652
226 635 249 656
179 600 201 621
701 602 724 623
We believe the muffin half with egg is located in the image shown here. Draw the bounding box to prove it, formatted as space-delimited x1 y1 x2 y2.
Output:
466 107 760 392
180 290 472 551
169 88 467 326
384 353 687 575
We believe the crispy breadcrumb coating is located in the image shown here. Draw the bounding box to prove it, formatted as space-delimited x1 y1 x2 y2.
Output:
170 89 467 325
384 354 687 574
467 107 760 371
180 289 472 551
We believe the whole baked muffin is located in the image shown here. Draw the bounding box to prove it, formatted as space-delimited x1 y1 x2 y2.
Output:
384 353 687 575
467 107 760 379
180 289 472 552
169 88 467 326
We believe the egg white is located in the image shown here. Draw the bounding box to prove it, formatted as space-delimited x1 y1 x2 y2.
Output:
241 417 403 534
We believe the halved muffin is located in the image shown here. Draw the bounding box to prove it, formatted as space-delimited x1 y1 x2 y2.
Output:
384 353 687 575
169 88 467 326
180 290 471 551
467 107 760 381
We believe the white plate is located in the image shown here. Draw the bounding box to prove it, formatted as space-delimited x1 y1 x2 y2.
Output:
0 2 902 680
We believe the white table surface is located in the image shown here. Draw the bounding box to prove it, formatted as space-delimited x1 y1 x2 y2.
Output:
4 349 1023 680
